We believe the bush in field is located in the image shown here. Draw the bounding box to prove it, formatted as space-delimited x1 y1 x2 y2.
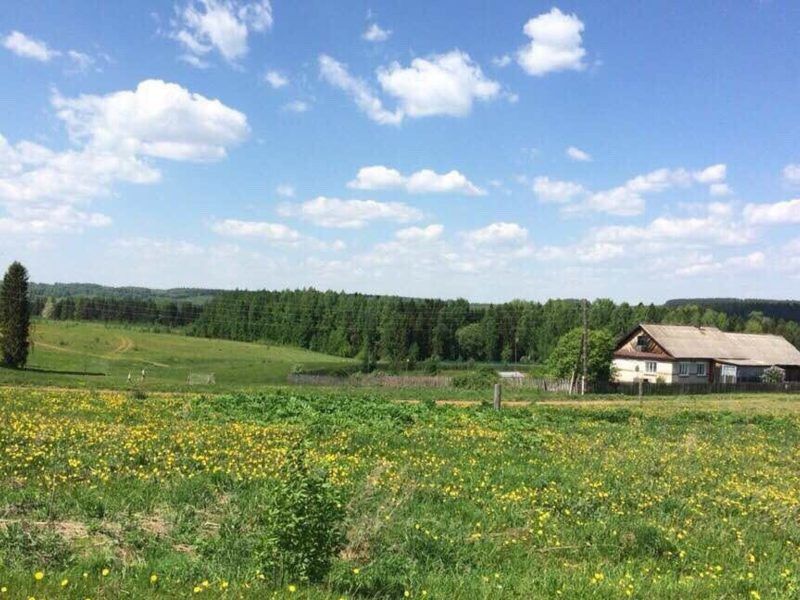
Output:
261 446 346 583
762 365 785 383
421 355 441 375
452 366 498 390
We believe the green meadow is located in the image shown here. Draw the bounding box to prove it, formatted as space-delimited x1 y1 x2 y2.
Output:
0 319 355 391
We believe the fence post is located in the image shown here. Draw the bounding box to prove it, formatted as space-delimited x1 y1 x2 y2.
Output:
493 383 502 411
638 379 643 400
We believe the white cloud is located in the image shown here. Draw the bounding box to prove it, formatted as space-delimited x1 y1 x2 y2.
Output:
516 8 587 76
278 196 423 229
66 50 95 72
464 222 528 246
53 79 249 161
675 251 766 277
532 176 585 203
282 100 310 113
395 224 444 242
0 79 247 237
211 219 302 243
318 55 403 125
264 69 288 88
114 237 204 257
275 183 295 197
744 198 800 225
709 182 732 196
693 163 726 184
320 51 500 124
556 164 731 216
362 23 390 42
566 146 591 162
594 203 754 246
2 31 59 62
348 165 484 195
377 50 500 118
172 0 273 64
492 54 512 68
783 163 800 186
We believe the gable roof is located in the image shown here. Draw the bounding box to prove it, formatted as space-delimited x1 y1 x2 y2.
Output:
627 324 800 366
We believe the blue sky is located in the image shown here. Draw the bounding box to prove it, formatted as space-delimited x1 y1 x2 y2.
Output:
1 1 799 302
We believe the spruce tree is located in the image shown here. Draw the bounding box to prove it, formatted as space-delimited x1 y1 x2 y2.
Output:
0 261 31 368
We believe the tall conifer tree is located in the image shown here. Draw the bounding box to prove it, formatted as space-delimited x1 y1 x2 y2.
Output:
0 261 31 368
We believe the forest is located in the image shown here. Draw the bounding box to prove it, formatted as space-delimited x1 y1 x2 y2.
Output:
30 287 800 366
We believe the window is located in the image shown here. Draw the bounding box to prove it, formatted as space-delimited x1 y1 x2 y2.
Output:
645 361 657 373
695 362 707 377
678 362 690 377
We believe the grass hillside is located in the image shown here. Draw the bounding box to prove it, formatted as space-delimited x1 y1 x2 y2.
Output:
0 320 354 391
0 388 798 598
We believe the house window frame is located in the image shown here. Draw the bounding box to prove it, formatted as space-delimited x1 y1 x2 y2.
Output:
678 362 690 377
695 362 707 377
645 361 657 374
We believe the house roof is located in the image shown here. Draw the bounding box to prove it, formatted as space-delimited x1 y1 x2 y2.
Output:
635 324 800 366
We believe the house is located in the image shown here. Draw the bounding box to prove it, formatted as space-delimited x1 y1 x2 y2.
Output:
613 323 800 384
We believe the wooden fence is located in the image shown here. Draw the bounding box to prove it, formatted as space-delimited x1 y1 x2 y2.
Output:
287 373 800 396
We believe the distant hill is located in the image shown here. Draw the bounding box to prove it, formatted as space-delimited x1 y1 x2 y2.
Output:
665 298 800 322
30 282 225 305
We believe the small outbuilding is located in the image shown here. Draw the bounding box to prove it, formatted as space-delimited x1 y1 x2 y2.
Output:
613 323 800 384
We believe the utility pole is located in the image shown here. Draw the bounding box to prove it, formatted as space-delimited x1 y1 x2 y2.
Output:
581 298 588 396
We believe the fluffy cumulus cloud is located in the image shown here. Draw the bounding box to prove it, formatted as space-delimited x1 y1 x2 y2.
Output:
172 0 273 65
278 196 423 229
53 79 249 161
464 222 528 246
675 251 766 277
348 165 485 196
532 176 586 203
566 146 591 162
744 198 800 225
362 23 390 42
543 163 732 216
783 164 800 186
211 219 302 243
2 30 59 61
593 202 754 246
517 8 587 76
395 224 444 242
0 80 247 235
319 51 500 125
318 55 403 125
264 69 288 88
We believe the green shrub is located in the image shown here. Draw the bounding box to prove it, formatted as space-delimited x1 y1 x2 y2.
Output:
261 446 346 583
421 355 441 375
452 366 498 390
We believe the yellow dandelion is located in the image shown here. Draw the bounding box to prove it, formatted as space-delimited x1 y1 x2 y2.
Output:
150 574 158 584
352 568 360 575
33 571 44 581
288 584 297 593
101 568 110 577
193 586 202 593
61 578 69 587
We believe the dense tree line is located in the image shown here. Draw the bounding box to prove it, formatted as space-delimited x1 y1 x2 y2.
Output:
190 289 800 365
34 296 203 327
665 298 800 323
27 285 800 365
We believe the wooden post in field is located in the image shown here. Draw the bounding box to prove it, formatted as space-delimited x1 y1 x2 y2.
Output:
493 383 502 411
638 378 643 399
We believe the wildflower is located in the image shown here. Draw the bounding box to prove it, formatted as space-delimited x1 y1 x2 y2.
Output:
150 574 158 584
61 578 69 587
288 584 297 593
193 586 202 593
404 592 410 598
101 568 110 577
220 581 229 590
750 592 761 600
352 568 360 575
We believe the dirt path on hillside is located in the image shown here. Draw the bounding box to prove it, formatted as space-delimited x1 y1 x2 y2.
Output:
110 336 135 355
33 341 170 369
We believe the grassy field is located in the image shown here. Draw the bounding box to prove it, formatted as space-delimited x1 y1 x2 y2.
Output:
1 386 799 598
0 320 355 391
